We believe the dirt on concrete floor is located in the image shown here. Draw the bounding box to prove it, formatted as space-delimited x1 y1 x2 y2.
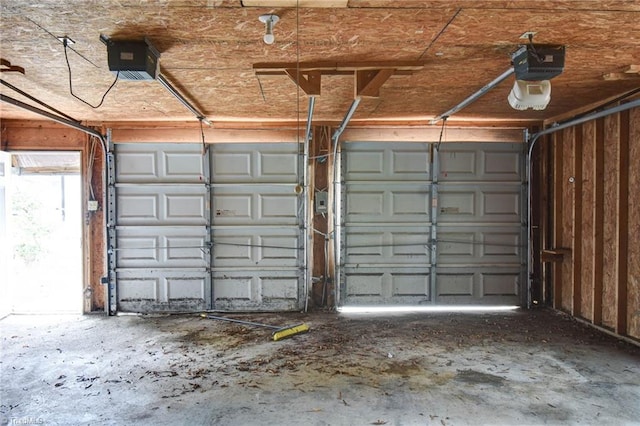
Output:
1 308 639 426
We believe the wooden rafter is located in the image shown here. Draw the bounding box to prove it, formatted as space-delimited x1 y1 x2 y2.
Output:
0 58 25 74
355 69 395 98
603 64 640 80
254 61 424 98
284 70 321 96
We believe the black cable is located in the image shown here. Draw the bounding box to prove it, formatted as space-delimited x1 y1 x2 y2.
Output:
63 40 118 109
527 33 545 64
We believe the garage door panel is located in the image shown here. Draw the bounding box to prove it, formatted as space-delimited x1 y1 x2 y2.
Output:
212 227 300 268
341 141 524 307
116 144 204 183
117 227 207 268
212 144 298 183
438 184 521 223
436 267 520 304
213 186 299 225
115 142 304 313
210 143 303 311
117 186 207 226
437 226 522 264
345 226 431 265
344 269 430 304
211 272 301 311
344 143 431 181
438 143 522 182
117 269 209 311
345 184 431 223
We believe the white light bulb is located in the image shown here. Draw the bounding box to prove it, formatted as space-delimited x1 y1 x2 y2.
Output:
263 33 275 44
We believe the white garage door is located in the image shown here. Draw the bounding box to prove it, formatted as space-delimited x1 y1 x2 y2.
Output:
113 144 210 312
436 143 525 305
340 142 525 306
111 143 304 313
340 142 433 305
210 143 304 311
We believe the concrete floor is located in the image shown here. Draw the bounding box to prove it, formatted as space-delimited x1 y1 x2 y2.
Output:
1 308 639 426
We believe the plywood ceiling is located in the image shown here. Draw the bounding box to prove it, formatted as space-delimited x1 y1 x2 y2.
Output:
0 0 639 125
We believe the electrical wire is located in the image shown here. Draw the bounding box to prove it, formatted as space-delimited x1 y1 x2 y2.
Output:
63 40 119 109
527 33 545 63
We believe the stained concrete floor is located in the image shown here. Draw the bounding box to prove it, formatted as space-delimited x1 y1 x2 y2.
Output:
1 308 639 426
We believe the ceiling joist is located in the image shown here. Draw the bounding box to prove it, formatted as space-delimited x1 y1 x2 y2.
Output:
603 64 640 81
254 61 424 97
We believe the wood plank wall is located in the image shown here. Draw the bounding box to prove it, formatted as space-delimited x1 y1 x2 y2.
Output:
544 104 640 340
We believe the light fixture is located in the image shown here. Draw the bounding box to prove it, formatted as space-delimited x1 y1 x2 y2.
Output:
508 79 551 110
259 14 279 45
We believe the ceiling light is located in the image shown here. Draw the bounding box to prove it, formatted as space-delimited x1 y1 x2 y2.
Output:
259 14 279 45
508 79 551 110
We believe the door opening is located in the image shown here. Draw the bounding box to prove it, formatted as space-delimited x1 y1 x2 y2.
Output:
5 151 83 314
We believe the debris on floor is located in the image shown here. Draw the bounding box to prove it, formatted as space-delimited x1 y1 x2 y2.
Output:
1 309 639 425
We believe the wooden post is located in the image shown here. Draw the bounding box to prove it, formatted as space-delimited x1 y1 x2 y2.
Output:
572 125 583 316
616 110 630 334
310 126 331 307
592 118 605 326
553 132 564 308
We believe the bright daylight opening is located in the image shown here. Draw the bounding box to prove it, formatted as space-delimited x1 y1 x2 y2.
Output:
338 305 520 314
3 151 83 315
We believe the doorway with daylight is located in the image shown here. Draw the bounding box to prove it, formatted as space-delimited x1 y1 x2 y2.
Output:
1 151 83 315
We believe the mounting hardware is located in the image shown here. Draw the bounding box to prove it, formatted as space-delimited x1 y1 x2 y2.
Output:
519 31 537 40
88 200 99 211
57 36 75 46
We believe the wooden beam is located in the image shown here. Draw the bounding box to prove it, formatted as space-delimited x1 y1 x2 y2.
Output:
616 109 630 335
310 125 331 307
572 125 583 317
541 132 553 305
341 127 524 143
553 132 564 309
541 248 571 263
242 0 347 7
254 61 424 73
543 89 640 126
110 128 304 144
592 118 605 326
2 126 86 150
0 58 25 74
284 70 321 96
603 73 640 81
355 69 395 98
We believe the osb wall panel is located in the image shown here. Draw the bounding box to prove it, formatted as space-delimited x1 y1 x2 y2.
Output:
601 114 620 329
561 126 575 312
629 106 640 339
580 121 595 321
